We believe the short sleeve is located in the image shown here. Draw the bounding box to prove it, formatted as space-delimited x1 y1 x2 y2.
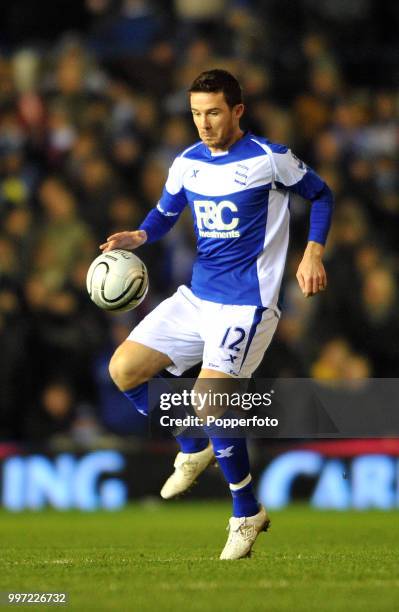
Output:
157 157 187 217
272 148 308 188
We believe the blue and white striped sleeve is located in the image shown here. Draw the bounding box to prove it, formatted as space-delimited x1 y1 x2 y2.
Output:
272 148 334 246
139 157 188 244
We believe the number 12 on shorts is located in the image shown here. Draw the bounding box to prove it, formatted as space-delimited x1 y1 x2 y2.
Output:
220 327 246 352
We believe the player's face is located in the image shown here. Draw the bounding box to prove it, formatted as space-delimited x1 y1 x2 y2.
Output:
190 92 244 151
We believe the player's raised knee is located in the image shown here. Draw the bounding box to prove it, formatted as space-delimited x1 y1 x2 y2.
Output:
108 349 147 391
109 341 171 390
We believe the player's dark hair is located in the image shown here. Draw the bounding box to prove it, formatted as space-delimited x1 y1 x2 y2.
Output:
189 69 243 108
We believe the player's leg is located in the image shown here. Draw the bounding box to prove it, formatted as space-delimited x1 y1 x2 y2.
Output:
110 338 208 452
109 286 213 494
109 287 203 420
110 339 172 391
194 368 268 559
196 368 259 516
198 305 279 559
109 339 173 414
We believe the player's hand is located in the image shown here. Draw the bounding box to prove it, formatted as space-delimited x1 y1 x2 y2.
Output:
99 230 147 252
296 241 327 298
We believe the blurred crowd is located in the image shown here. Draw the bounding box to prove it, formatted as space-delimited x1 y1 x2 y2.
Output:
0 0 398 444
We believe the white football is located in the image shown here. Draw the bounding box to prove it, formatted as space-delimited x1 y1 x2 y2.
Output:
86 249 148 312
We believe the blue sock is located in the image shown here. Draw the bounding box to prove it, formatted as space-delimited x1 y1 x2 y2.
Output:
123 374 174 416
231 480 259 518
175 435 209 453
123 378 207 453
203 411 259 517
123 382 148 415
209 437 259 517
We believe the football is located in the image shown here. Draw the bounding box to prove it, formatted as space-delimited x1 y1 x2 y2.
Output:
86 249 148 312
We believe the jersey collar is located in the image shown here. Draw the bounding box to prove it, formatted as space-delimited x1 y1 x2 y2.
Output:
203 130 251 159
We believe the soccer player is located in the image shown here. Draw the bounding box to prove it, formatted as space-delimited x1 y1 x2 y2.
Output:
100 69 333 559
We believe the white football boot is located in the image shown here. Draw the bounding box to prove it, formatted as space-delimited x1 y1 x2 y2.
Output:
160 442 215 499
220 505 270 560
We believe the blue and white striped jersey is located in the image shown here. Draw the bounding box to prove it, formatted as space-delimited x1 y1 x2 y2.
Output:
140 131 333 310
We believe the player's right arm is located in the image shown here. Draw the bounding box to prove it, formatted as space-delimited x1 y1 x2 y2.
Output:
100 157 187 252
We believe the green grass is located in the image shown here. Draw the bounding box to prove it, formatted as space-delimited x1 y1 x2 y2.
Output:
0 502 398 611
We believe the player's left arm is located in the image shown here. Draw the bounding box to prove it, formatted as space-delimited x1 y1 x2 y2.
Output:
272 148 334 297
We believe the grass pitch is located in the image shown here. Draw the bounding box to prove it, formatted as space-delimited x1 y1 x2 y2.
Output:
1 502 398 611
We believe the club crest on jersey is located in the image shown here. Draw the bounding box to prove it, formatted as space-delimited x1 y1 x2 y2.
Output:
194 200 240 238
234 163 249 186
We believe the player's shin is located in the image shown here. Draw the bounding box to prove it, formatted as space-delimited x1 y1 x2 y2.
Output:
204 420 259 518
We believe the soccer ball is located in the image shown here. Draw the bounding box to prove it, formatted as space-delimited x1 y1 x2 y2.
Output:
86 249 148 312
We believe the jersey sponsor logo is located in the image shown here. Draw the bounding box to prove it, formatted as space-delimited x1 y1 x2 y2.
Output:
194 200 240 238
